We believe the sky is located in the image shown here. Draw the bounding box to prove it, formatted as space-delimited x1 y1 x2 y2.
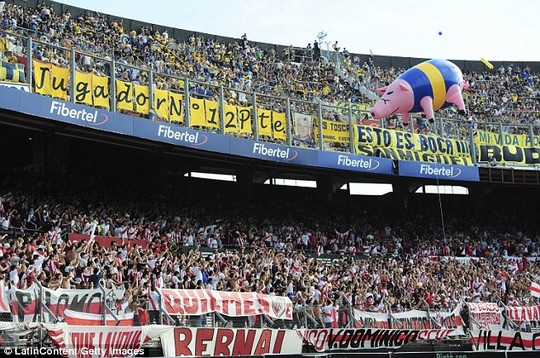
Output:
54 0 539 62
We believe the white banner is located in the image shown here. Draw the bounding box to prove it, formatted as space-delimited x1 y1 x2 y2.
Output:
353 307 464 333
161 327 302 357
507 305 540 322
11 284 125 323
44 323 172 358
158 289 292 320
468 302 503 330
471 329 540 351
300 328 460 352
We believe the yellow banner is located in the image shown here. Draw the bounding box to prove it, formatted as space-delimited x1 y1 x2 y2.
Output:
168 91 184 123
236 106 253 135
478 144 540 165
33 61 52 96
314 119 350 144
134 84 149 115
272 111 287 140
355 144 474 166
116 79 134 111
353 124 472 164
154 88 169 120
203 99 221 129
189 97 206 127
74 71 93 106
91 74 110 109
334 101 370 117
50 65 69 100
475 129 540 147
224 104 239 134
257 108 273 137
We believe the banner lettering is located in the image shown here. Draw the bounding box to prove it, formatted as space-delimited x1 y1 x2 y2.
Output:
158 289 292 320
257 108 273 137
134 84 149 115
44 323 172 358
161 327 302 357
168 91 184 123
74 71 93 106
301 328 458 352
468 302 503 330
51 65 69 100
154 88 169 119
353 308 464 333
33 60 52 95
478 144 540 165
203 99 220 129
314 119 350 144
471 329 540 351
91 74 110 109
115 79 133 111
11 284 125 323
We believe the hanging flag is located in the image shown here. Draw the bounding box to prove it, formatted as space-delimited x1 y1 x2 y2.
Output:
480 58 494 70
531 282 540 298
0 61 25 82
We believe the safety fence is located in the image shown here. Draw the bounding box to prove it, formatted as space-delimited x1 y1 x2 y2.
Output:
1 29 540 168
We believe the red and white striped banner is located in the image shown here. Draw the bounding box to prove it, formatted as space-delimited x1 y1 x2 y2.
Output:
471 329 540 351
530 282 540 298
64 309 134 326
44 323 172 358
158 289 292 320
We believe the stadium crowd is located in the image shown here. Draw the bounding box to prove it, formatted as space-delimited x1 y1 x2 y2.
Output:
0 0 539 329
1 168 539 328
0 1 539 129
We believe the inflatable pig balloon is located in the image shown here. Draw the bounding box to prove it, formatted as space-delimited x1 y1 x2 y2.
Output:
370 59 468 126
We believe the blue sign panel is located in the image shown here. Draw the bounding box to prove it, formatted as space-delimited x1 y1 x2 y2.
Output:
15 89 134 135
317 151 394 175
229 137 318 166
132 119 230 153
0 86 22 112
398 160 479 181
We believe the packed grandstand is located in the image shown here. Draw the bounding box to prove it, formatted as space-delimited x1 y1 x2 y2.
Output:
1 0 540 357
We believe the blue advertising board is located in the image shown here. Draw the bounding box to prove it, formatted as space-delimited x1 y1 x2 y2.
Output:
229 137 318 166
317 151 394 175
132 119 230 153
398 160 480 181
0 87 409 177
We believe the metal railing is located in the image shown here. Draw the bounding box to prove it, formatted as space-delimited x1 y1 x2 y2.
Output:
1 28 540 166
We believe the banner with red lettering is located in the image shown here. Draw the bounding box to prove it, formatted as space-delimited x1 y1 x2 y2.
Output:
161 327 302 357
353 307 464 333
470 329 540 351
11 285 125 323
64 309 134 326
44 323 172 358
158 289 292 320
506 305 540 331
467 302 503 330
300 328 460 352
68 233 148 249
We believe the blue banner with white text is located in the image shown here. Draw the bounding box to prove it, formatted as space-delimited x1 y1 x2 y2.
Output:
398 160 480 181
318 151 393 175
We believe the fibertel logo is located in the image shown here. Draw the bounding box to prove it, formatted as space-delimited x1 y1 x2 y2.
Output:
157 125 208 146
50 101 109 125
419 164 461 178
337 154 380 171
252 143 298 161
